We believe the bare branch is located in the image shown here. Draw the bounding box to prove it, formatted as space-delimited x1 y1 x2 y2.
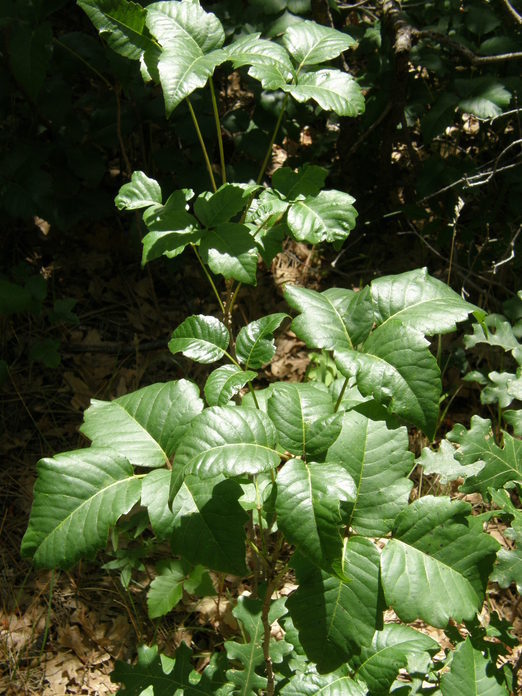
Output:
500 0 522 25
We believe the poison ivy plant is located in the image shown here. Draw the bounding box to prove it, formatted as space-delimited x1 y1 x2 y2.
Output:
19 1 521 693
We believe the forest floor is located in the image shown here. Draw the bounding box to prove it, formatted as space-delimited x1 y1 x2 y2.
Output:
1 216 520 695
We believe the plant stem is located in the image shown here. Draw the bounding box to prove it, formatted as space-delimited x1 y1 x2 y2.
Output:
261 580 276 696
186 97 217 192
256 94 289 184
191 244 225 313
210 79 226 184
334 375 350 412
40 570 55 656
247 383 260 409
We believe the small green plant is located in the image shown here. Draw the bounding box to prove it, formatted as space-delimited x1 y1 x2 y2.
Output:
21 2 520 694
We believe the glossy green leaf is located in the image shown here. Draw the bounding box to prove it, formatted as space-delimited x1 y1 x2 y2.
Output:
174 405 279 480
448 416 522 497
115 171 162 210
80 380 203 468
267 382 341 459
287 190 358 244
78 0 155 61
283 69 364 117
370 267 481 335
141 469 174 539
276 459 355 570
155 44 226 116
170 476 248 575
417 439 485 484
224 33 294 89
272 164 327 199
143 1 227 112
225 596 293 695
168 314 230 364
200 223 259 285
21 447 142 568
147 559 185 618
287 537 382 673
236 313 289 369
335 321 441 438
194 183 259 228
141 189 199 263
351 624 439 695
441 637 508 696
283 20 356 67
327 410 413 537
204 365 257 407
285 284 374 351
464 313 520 356
146 0 225 53
381 496 499 627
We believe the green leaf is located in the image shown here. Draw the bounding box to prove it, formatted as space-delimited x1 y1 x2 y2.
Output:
115 171 162 210
147 559 185 618
441 638 508 696
146 0 225 53
464 313 520 356
335 321 441 438
276 459 355 571
381 496 499 627
171 476 248 575
272 164 327 199
287 190 358 245
80 380 203 468
154 43 226 116
174 405 279 479
141 189 200 264
77 0 155 61
204 365 257 407
351 624 439 695
503 409 522 436
224 33 294 90
194 184 259 228
112 642 232 696
168 314 230 364
283 69 364 117
281 666 367 695
327 410 413 537
21 447 142 568
285 284 374 351
287 537 382 672
225 595 293 695
200 223 259 285
417 439 485 484
8 21 52 100
282 20 356 67
447 416 522 497
370 267 481 335
491 548 522 594
143 1 226 112
141 469 174 539
236 313 289 369
267 382 342 459
455 77 511 119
